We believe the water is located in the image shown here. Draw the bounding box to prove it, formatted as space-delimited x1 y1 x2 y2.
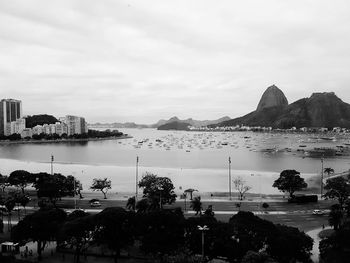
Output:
0 129 349 196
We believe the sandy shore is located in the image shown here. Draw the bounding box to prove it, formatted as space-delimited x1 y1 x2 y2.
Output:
0 158 319 197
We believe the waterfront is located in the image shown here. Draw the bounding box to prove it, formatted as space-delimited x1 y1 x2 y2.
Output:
0 128 349 196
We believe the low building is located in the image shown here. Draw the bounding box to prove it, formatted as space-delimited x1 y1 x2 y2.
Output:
21 128 32 138
10 118 25 135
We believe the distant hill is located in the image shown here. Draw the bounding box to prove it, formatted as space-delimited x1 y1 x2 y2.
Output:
151 116 231 128
157 121 191 131
89 116 231 129
25 114 59 128
88 122 148 129
216 87 350 129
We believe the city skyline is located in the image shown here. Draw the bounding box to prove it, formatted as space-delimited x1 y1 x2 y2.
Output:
1 1 350 123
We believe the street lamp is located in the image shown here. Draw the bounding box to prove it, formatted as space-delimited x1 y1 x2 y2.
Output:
321 155 324 198
251 174 262 214
229 157 232 200
50 154 54 175
136 156 139 203
197 225 209 259
72 172 77 209
157 186 164 209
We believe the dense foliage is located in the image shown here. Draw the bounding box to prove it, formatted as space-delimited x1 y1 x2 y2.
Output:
273 170 307 198
25 114 59 128
138 172 177 209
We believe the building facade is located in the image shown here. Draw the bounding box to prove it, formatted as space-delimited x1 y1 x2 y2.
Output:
61 115 87 136
0 99 23 136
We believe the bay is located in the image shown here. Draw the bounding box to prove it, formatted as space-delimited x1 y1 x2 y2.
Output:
0 128 349 196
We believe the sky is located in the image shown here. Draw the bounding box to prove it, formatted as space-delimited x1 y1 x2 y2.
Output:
1 0 350 124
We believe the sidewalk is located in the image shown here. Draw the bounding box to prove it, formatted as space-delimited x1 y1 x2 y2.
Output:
306 226 332 263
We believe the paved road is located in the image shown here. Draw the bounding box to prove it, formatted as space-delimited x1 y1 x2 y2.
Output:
5 196 333 232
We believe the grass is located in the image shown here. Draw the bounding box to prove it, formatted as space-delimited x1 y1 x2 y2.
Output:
318 229 335 239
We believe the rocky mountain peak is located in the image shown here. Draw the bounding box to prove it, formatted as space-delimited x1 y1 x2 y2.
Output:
256 85 288 111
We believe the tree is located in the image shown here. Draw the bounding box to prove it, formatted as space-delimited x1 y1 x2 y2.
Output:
33 173 75 207
126 196 136 211
319 220 350 263
324 176 350 209
204 205 214 217
138 172 177 209
8 170 32 194
66 175 84 199
234 176 252 200
12 208 67 260
4 197 15 230
272 170 307 198
90 178 111 199
18 194 31 216
0 174 9 192
328 204 344 230
136 198 150 213
95 208 134 263
229 211 313 263
324 167 334 178
241 251 278 263
190 196 202 215
59 213 97 263
135 209 185 257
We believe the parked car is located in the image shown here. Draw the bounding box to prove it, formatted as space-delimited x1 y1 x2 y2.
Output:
90 201 101 207
312 209 324 215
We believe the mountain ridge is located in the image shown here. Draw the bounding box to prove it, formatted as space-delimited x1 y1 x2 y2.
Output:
216 88 350 129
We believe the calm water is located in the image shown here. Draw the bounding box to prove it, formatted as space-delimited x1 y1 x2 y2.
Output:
0 129 349 195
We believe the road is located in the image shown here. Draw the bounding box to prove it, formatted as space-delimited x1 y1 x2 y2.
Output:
54 197 334 231
2 196 333 232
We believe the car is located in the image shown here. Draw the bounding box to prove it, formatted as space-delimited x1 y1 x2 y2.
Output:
312 209 324 215
90 201 101 207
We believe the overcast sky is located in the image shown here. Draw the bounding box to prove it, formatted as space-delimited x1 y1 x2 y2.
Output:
1 0 350 124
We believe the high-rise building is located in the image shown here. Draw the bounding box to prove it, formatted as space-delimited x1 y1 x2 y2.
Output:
0 99 23 136
61 115 87 136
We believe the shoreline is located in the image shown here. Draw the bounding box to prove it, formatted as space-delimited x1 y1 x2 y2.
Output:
0 134 132 145
0 158 320 196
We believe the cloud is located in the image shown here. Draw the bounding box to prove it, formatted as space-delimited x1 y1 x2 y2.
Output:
1 0 350 123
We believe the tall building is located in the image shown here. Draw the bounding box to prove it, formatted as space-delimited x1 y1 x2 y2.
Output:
0 99 23 136
61 115 87 136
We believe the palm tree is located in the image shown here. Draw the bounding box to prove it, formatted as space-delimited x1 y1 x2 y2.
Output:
324 168 334 178
190 196 202 215
184 188 198 200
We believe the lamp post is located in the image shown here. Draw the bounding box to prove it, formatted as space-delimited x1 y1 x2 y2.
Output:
321 155 324 198
251 174 262 214
229 157 232 200
157 186 164 209
73 176 77 210
197 225 209 259
50 154 54 175
136 156 139 203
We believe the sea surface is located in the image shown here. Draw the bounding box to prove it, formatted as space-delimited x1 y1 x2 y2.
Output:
0 128 349 196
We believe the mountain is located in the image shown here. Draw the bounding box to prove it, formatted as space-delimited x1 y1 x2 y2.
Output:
88 122 148 129
256 84 288 111
150 116 231 128
216 87 350 129
157 121 191 131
